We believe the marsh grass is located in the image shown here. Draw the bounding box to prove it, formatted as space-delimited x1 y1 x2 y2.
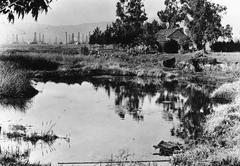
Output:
6 122 59 146
0 54 59 71
0 62 38 98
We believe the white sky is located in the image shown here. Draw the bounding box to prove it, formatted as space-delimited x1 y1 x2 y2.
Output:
0 0 240 37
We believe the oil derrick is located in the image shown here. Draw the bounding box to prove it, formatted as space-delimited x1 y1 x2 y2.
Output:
82 33 85 44
42 34 45 44
32 32 38 44
78 32 80 44
39 33 41 43
72 33 74 44
12 34 14 44
85 34 88 44
54 36 58 45
65 32 68 45
68 34 71 44
12 34 19 44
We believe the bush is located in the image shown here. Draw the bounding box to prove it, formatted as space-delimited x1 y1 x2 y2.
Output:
164 39 179 53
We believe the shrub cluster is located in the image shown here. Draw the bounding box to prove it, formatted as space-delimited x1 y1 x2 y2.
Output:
211 41 240 52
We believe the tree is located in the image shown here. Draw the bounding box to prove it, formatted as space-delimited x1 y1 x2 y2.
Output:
89 27 103 45
115 0 148 46
0 0 53 23
181 0 227 51
157 0 185 29
143 20 163 49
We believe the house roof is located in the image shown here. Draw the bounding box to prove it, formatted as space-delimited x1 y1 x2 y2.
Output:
155 28 186 42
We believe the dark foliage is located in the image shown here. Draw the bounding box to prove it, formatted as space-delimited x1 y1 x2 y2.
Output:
0 0 53 22
164 39 179 53
211 41 240 52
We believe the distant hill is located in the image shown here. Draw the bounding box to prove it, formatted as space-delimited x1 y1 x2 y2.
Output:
0 21 111 44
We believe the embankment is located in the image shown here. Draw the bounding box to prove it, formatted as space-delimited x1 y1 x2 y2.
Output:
173 79 240 166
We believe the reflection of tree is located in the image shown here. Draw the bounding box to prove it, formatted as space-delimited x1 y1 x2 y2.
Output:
176 84 212 140
159 83 212 140
37 76 213 141
88 77 158 122
0 98 33 112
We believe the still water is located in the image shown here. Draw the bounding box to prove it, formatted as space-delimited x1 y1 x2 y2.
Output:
0 77 212 165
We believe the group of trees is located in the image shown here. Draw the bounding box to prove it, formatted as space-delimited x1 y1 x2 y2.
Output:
90 0 233 52
89 19 163 48
89 0 164 48
90 0 156 47
211 41 240 52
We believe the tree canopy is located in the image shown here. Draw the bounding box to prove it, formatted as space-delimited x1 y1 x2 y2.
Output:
0 0 53 22
90 0 148 47
157 0 185 29
115 0 148 46
181 0 228 50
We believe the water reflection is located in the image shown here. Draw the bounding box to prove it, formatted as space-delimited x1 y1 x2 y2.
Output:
1 76 214 139
155 82 213 140
89 77 154 122
88 77 213 141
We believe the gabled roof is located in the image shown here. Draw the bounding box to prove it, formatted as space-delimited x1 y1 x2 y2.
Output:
155 28 186 42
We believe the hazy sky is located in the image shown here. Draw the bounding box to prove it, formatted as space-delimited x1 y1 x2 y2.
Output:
1 0 240 36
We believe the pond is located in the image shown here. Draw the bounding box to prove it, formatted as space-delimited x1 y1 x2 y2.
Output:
0 76 213 165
